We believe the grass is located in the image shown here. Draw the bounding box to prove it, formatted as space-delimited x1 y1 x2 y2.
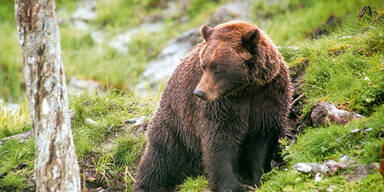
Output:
0 90 159 191
0 0 225 101
0 97 30 139
1 0 384 191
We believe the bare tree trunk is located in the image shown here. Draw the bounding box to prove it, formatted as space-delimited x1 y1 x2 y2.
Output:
15 0 81 191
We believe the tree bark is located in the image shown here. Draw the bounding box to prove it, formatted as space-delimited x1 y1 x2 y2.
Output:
15 0 81 191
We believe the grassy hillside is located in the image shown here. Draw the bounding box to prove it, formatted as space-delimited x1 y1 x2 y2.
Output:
1 0 384 191
0 0 223 101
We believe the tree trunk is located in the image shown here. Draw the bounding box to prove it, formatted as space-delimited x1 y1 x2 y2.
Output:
15 0 81 191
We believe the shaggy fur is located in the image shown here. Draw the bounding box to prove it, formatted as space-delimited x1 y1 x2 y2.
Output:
133 21 292 192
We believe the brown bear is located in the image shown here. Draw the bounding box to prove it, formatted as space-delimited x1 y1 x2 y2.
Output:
134 21 291 192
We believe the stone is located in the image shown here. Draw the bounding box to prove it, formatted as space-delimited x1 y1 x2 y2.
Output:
72 0 97 21
310 102 363 126
67 77 104 95
125 116 146 126
208 0 254 26
85 118 99 127
323 160 347 174
348 163 379 181
293 163 329 174
136 29 201 93
294 160 348 175
108 22 164 53
74 20 89 31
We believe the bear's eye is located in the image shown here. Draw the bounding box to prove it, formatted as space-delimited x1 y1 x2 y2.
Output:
202 65 206 70
211 64 220 73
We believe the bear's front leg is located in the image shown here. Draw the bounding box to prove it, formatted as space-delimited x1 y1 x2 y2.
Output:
134 116 190 192
201 132 244 192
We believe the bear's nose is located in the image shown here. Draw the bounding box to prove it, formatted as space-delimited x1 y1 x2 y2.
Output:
193 89 206 100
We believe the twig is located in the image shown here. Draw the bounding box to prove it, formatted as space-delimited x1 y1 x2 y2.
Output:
290 93 305 107
125 166 136 183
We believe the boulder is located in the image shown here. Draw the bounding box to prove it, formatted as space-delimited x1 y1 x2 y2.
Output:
310 102 363 126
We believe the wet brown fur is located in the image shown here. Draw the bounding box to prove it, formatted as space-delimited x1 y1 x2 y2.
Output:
134 21 292 192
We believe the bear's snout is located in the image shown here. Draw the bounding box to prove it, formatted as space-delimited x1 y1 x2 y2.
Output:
193 88 207 100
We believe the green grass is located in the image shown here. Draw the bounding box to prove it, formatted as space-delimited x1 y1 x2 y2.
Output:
283 12 384 115
0 90 159 191
0 0 225 101
0 97 30 139
177 176 209 192
253 0 370 44
1 0 384 191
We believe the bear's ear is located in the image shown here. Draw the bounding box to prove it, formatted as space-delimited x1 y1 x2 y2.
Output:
242 29 260 52
200 25 213 41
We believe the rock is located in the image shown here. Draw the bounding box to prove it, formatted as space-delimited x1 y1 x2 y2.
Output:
108 22 164 53
351 128 361 134
208 0 254 26
125 116 146 126
136 29 201 92
294 160 347 175
109 22 163 52
310 102 363 126
125 116 148 137
85 118 99 127
348 163 379 181
363 127 373 133
340 35 353 40
323 160 347 175
72 0 97 21
91 30 106 45
327 185 337 192
73 20 89 31
339 155 352 163
293 163 329 174
314 172 322 183
67 77 104 95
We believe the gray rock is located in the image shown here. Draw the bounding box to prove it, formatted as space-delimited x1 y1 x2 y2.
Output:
351 128 361 134
72 0 97 21
294 163 314 173
108 22 164 53
294 160 347 175
73 20 89 31
310 102 364 126
67 77 104 95
347 163 379 181
323 160 347 174
327 185 337 192
136 29 201 93
339 155 351 163
125 116 146 126
91 30 106 44
208 0 254 26
294 163 329 174
85 118 99 127
314 172 322 183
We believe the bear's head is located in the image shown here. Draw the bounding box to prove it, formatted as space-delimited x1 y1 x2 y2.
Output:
194 21 281 102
